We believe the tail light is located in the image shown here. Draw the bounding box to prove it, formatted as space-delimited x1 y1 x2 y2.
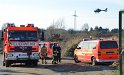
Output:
98 52 101 56
117 51 119 55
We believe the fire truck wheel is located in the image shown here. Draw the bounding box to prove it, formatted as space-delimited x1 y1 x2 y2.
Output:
25 62 31 66
74 55 80 63
33 61 38 66
3 61 5 66
5 61 10 67
91 57 97 66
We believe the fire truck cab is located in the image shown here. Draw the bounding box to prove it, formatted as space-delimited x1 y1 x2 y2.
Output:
1 23 39 67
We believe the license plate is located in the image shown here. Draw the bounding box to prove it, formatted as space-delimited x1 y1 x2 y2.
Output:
106 52 114 54
19 54 27 56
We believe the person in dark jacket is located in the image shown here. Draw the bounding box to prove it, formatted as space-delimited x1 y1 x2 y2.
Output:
56 43 61 63
52 43 58 64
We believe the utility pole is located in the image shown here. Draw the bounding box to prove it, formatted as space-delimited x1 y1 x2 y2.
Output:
73 10 78 30
119 10 124 75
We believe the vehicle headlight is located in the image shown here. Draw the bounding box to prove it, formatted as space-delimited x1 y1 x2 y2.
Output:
33 53 39 56
7 53 13 57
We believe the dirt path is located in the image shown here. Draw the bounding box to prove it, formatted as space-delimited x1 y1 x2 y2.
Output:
0 57 117 75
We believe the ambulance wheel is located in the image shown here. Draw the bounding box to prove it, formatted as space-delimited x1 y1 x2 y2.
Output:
91 57 97 66
74 55 80 63
5 61 10 67
53 61 57 64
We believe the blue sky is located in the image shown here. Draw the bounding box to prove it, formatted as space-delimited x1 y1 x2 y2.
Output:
0 0 124 30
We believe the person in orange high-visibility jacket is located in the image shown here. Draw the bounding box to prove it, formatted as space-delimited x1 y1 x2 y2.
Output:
40 44 47 64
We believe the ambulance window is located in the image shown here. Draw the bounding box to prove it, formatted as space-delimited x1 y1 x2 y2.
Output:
89 42 97 49
83 42 89 49
77 42 83 48
100 41 118 49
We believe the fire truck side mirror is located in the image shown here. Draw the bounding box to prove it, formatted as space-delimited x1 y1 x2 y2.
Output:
41 31 44 41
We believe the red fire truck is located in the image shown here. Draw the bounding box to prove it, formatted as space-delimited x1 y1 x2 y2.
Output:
39 42 58 58
1 23 39 67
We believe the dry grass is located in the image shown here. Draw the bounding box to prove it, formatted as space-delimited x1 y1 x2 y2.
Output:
60 35 82 57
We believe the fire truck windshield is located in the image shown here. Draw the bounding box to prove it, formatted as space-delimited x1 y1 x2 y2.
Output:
9 31 37 40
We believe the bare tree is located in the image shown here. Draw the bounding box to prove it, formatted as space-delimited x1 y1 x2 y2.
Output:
54 18 65 29
82 23 89 32
46 25 55 41
46 18 66 41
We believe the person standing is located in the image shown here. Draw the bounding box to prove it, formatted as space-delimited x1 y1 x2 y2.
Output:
40 44 47 64
56 43 61 63
52 43 58 64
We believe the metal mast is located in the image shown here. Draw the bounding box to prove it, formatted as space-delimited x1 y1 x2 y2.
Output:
73 10 78 30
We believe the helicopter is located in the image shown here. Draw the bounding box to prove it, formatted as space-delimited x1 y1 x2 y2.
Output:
94 8 107 13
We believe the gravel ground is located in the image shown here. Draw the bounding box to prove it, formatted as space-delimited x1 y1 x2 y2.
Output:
0 56 118 75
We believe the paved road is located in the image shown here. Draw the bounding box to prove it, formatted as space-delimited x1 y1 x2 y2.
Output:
0 56 117 75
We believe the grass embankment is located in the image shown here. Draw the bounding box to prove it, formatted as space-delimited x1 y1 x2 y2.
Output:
60 35 82 57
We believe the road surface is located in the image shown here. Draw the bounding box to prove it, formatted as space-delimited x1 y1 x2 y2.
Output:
0 56 117 75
